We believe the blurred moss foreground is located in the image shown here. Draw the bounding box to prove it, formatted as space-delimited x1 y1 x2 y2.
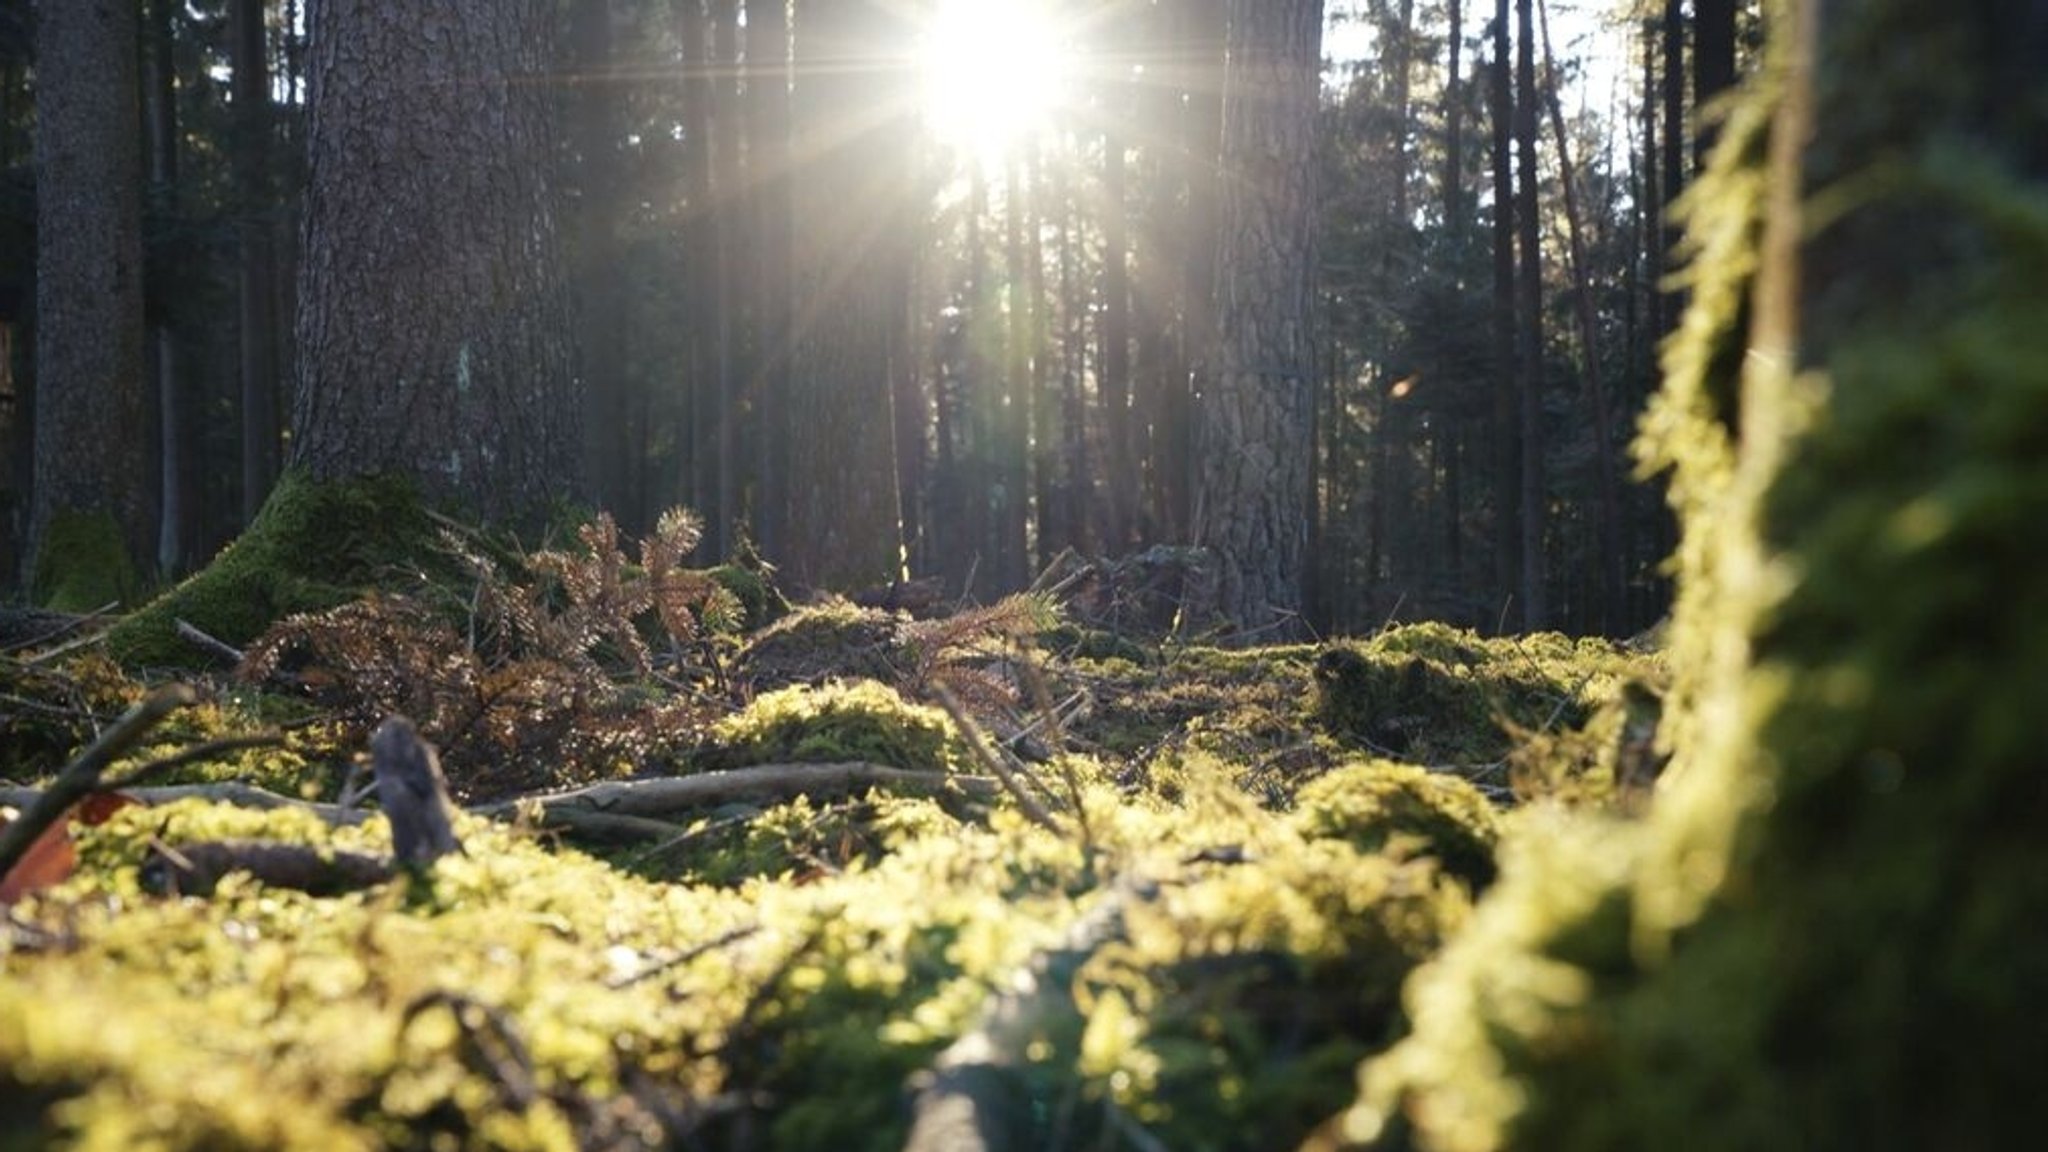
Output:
1336 3 2048 1150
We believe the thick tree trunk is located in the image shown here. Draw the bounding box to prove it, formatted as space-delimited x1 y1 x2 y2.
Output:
288 0 580 525
231 0 281 527
784 0 910 590
27 0 153 603
1196 0 1323 641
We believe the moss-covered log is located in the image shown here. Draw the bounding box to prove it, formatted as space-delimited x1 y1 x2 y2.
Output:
1344 3 2048 1149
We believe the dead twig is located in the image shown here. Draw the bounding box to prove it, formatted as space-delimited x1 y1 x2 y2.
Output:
932 684 1065 837
173 619 246 666
0 684 196 881
472 762 1001 826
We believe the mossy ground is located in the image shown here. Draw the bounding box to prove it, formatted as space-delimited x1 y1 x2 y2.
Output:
3 467 1666 1150
2 585 1649 1150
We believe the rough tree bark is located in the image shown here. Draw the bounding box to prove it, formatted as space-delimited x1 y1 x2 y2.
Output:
26 0 153 605
288 0 580 524
1195 0 1324 641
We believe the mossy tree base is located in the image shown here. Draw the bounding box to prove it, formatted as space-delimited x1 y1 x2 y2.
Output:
30 509 143 614
106 472 432 668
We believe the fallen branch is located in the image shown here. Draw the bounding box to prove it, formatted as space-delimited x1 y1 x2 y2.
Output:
0 782 369 826
0 684 196 880
471 762 1000 824
141 839 394 896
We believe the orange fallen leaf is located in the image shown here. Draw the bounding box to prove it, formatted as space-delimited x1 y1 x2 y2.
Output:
0 821 76 905
0 792 140 904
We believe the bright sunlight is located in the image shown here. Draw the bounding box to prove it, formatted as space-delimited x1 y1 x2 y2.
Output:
917 0 1074 164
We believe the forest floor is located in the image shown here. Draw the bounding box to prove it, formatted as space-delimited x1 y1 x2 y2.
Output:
0 521 1664 1152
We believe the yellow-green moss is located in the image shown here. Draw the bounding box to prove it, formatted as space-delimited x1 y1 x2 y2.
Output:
107 471 432 668
698 679 967 773
1292 761 1501 891
30 509 144 612
735 600 907 688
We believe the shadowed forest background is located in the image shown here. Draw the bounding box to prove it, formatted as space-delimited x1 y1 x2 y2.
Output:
1 0 1745 636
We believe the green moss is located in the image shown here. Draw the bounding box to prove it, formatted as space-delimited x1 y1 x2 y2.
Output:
1344 9 2048 1150
698 680 967 774
706 562 790 632
106 472 432 668
30 509 144 612
1292 760 1501 891
1312 628 1648 766
735 599 907 688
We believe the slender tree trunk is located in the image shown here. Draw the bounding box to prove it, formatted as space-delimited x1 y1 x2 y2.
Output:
231 0 281 527
707 0 743 556
1099 124 1134 553
26 0 152 601
1659 0 1685 338
1537 0 1622 634
570 0 632 524
143 0 192 577
1488 3 1520 629
1025 147 1058 571
679 0 717 532
1197 0 1323 641
784 0 910 589
746 0 793 560
1693 0 1736 167
1444 0 1467 235
1513 0 1546 629
289 0 580 522
1001 157 1034 585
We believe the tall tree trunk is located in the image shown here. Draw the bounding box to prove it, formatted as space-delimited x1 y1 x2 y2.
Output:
289 0 580 522
1488 2 1519 629
231 0 281 526
144 0 193 577
678 0 717 533
784 0 910 589
1026 147 1059 571
1513 0 1546 629
707 0 743 556
1692 0 1736 167
1537 0 1622 634
1443 0 1467 235
1000 158 1033 587
745 0 793 560
570 0 632 524
1659 0 1684 339
27 0 152 604
1173 0 1226 546
1197 0 1323 641
1099 123 1134 553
